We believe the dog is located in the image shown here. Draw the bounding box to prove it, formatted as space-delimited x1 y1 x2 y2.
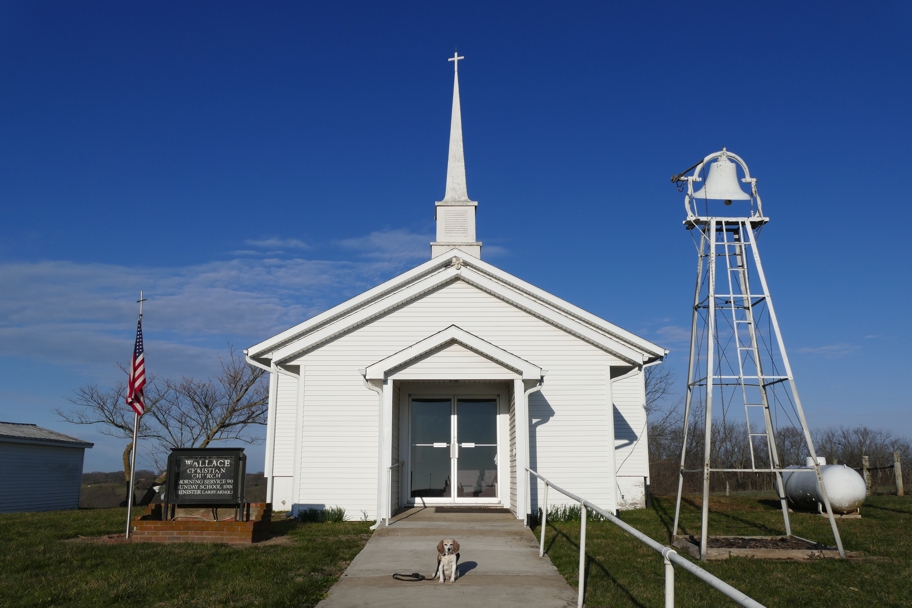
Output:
435 538 460 583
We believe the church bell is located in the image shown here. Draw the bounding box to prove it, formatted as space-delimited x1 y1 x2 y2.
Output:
692 153 751 202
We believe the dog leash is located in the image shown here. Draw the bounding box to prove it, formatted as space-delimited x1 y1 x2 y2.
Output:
391 572 427 582
392 559 441 582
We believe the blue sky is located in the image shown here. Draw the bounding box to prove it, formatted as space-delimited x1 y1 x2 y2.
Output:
1 2 910 473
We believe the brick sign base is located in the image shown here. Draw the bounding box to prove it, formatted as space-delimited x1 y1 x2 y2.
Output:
131 502 271 544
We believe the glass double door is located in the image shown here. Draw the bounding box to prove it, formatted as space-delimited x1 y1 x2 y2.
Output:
410 398 498 502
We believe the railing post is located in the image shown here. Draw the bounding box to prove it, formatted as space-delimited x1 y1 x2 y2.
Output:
578 502 586 608
662 548 676 608
540 483 548 557
525 467 764 608
894 452 904 497
862 455 871 495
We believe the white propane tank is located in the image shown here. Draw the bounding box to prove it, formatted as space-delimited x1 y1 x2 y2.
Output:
782 457 867 514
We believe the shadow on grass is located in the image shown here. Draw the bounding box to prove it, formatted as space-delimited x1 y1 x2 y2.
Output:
549 526 647 608
269 517 300 536
757 498 787 510
651 496 676 542
680 496 782 536
542 524 571 557
863 503 912 516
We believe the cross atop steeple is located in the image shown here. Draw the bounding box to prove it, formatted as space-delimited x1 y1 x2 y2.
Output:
448 52 464 72
432 53 481 259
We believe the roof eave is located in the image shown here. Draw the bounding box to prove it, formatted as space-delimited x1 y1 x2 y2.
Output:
251 250 667 366
0 436 94 449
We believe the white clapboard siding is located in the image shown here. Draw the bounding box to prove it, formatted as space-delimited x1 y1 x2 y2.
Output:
392 343 514 379
297 359 378 518
529 365 614 511
272 372 298 477
287 280 629 519
0 443 85 512
613 372 649 481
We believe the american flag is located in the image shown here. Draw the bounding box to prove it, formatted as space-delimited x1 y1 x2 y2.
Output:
126 318 146 416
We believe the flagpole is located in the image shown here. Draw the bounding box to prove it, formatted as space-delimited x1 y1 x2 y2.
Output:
125 291 145 539
125 411 140 538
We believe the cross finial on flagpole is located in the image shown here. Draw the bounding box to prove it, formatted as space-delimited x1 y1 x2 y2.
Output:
137 291 147 318
448 51 464 73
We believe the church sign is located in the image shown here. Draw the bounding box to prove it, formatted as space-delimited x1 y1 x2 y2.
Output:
165 448 246 506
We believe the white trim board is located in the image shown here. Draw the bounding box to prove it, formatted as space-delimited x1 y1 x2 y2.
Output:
248 252 666 365
365 325 542 381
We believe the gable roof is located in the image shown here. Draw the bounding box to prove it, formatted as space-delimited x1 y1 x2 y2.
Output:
247 249 667 367
364 325 543 381
0 422 94 448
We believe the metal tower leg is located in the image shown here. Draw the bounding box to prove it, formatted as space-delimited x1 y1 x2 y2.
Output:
728 222 792 536
699 219 719 561
746 226 845 558
673 226 708 542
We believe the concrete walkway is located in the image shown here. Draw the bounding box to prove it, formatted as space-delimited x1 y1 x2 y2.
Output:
316 507 578 607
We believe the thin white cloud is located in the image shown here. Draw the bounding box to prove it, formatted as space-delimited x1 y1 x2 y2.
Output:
230 249 281 256
244 237 311 250
0 234 426 384
654 325 692 344
795 343 860 358
481 244 510 258
336 229 431 262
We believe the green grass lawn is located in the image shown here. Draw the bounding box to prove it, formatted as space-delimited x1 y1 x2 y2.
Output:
536 494 912 607
0 508 371 607
3 497 909 607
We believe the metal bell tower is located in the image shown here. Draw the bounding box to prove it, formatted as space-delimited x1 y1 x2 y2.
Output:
670 149 845 560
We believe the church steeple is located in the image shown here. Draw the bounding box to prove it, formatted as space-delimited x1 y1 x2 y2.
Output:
431 52 481 259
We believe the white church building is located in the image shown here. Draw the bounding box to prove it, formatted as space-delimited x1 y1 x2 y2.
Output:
245 56 666 524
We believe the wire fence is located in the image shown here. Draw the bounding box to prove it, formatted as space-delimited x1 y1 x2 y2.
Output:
649 452 905 497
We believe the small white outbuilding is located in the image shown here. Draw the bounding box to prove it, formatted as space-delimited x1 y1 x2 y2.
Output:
0 422 93 513
245 57 666 523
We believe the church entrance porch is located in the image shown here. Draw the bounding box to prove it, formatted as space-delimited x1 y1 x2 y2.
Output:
408 396 500 504
361 325 547 524
394 381 512 511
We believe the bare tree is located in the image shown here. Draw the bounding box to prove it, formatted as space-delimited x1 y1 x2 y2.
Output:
644 364 677 417
59 371 169 483
643 364 683 460
149 349 269 461
814 426 912 470
58 347 268 478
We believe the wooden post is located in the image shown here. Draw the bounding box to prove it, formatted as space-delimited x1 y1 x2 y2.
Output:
725 480 730 496
862 456 871 495
894 452 904 497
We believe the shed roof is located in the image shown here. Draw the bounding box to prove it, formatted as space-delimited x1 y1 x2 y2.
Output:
0 422 94 448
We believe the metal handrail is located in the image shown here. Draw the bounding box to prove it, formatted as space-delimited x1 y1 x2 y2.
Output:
526 467 764 608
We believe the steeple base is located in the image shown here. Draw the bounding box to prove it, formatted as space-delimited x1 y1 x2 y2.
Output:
431 243 481 258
